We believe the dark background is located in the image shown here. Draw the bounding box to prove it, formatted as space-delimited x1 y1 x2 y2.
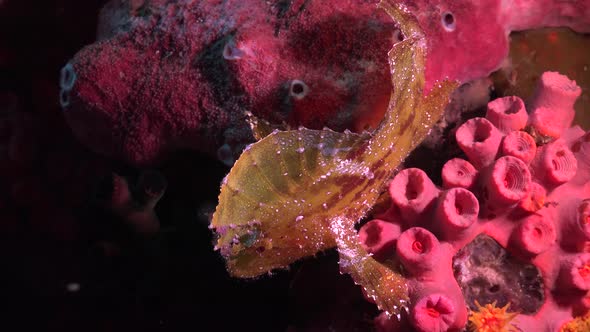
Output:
0 1 378 331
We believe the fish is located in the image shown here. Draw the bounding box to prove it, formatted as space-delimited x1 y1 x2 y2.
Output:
210 0 458 317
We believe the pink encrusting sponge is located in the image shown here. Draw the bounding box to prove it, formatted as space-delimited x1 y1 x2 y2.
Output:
360 72 590 331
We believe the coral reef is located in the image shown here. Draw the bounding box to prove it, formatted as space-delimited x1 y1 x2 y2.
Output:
363 71 590 331
61 0 396 166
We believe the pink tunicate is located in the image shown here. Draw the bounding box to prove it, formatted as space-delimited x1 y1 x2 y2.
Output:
396 227 440 276
487 156 532 206
456 117 502 168
410 294 455 332
513 213 556 255
501 130 537 164
529 72 582 138
436 188 479 242
485 96 528 133
441 158 478 189
358 219 401 260
389 168 439 225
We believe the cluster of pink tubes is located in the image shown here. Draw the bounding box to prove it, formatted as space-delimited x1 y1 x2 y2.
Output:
358 71 590 331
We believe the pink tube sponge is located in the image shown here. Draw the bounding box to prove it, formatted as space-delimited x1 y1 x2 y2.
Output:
486 156 532 207
441 158 478 189
456 117 502 168
535 139 578 186
410 294 455 332
396 227 440 276
358 219 401 260
359 72 590 331
389 168 439 225
513 213 556 255
529 72 582 138
485 96 528 133
436 188 479 242
501 130 537 164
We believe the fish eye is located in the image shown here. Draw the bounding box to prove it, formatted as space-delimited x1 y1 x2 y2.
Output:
441 12 456 32
392 29 404 43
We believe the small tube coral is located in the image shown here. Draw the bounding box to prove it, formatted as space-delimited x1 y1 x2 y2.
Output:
456 117 502 168
512 213 556 255
485 96 528 134
358 219 401 260
411 294 456 332
436 188 479 243
485 156 532 207
441 158 478 189
389 168 439 225
534 139 578 186
396 227 440 276
528 72 582 138
501 131 537 165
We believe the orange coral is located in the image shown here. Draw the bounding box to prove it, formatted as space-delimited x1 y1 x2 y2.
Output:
468 301 519 332
560 312 590 332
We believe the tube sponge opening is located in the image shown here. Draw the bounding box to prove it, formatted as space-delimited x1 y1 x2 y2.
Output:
502 131 537 164
442 158 478 189
486 96 528 133
456 117 502 168
487 156 532 206
541 139 578 185
411 294 456 332
397 227 440 276
389 168 438 225
437 188 479 242
513 213 556 255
